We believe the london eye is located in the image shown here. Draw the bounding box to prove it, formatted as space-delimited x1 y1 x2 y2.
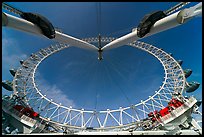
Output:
2 2 202 135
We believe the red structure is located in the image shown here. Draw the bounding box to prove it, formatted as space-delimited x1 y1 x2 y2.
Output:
13 105 39 118
148 98 184 122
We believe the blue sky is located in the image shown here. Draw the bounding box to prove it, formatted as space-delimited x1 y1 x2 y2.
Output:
2 2 202 112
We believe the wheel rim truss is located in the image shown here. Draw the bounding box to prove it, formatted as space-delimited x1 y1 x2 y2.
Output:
12 37 186 131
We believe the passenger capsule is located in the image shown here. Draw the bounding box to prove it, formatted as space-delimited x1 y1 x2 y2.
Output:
9 69 17 77
2 80 13 91
20 12 55 39
177 60 183 65
20 60 24 65
186 81 200 93
184 69 192 78
137 11 166 38
169 53 173 56
195 100 202 107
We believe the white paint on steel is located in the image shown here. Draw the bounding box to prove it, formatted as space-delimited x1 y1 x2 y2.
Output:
12 37 186 131
2 12 98 51
102 2 202 51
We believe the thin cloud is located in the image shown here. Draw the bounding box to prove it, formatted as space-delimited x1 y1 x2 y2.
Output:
2 30 76 108
3 54 28 68
2 31 28 70
35 72 76 108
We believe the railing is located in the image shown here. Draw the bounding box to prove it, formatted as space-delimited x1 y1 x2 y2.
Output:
160 113 172 122
184 97 195 106
9 107 37 124
159 97 196 124
2 100 37 125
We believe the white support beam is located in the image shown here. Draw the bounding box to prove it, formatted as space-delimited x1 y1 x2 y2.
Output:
49 106 60 119
63 110 70 124
109 112 120 125
81 111 84 127
84 114 94 127
96 114 102 127
103 112 109 127
120 109 123 125
2 12 98 51
102 2 202 51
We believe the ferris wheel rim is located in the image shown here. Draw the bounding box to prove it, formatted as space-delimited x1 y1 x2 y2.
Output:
12 37 186 129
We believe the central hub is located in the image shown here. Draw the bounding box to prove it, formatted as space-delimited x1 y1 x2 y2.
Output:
98 34 103 61
98 48 103 60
